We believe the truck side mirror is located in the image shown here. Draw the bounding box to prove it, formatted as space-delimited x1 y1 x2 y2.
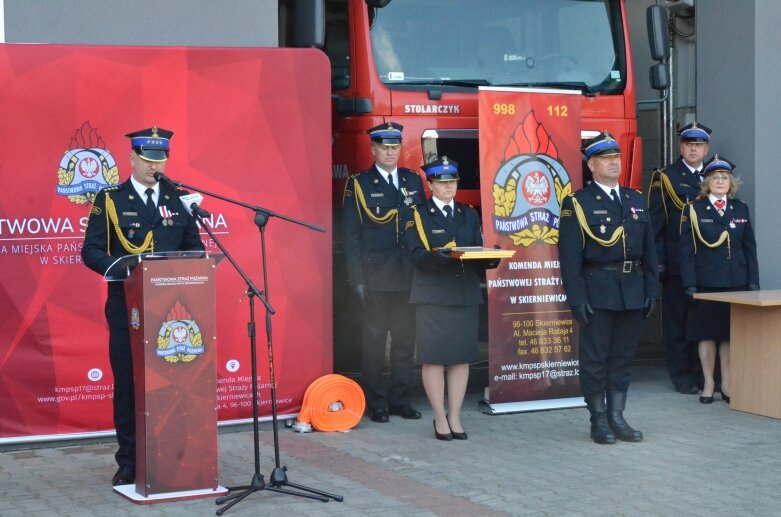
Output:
650 63 670 91
290 0 325 48
647 5 670 61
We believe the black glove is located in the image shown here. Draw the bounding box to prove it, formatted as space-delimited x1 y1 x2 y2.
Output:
432 248 455 265
571 304 594 326
684 287 697 300
486 244 503 268
747 284 760 291
643 297 656 319
352 283 369 305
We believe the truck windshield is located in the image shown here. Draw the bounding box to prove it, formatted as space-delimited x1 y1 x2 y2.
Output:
369 0 625 93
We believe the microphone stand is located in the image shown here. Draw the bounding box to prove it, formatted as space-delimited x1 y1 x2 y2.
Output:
163 178 341 514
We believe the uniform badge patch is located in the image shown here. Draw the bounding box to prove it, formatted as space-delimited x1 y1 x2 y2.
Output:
130 307 141 330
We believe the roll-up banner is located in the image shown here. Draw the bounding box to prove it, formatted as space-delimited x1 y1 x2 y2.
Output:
0 44 332 443
478 87 584 413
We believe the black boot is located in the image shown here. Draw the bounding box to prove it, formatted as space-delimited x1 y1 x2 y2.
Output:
585 394 615 445
607 391 643 442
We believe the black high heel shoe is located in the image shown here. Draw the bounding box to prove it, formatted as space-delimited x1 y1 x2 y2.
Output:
721 391 731 404
446 413 468 440
434 420 452 441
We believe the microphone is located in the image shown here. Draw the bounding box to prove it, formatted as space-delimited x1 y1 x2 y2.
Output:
153 171 181 188
179 193 211 219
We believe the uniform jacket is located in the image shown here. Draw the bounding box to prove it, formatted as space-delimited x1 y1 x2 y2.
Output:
342 165 425 291
406 198 496 306
679 197 759 290
558 182 659 311
647 158 702 275
82 179 204 277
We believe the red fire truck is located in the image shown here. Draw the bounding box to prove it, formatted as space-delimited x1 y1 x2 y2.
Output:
285 0 653 367
313 0 645 206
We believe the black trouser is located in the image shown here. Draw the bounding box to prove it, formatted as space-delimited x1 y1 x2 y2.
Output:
106 285 135 471
661 274 701 389
578 307 642 395
360 290 415 411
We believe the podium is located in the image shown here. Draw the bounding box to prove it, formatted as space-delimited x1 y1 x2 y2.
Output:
108 251 228 502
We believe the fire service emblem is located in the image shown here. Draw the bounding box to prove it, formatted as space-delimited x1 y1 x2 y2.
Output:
156 301 205 363
56 121 119 205
491 111 572 247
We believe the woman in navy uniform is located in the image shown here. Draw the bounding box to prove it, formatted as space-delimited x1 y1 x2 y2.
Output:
406 157 499 441
647 122 712 394
81 127 204 486
342 122 426 423
558 132 658 445
679 155 759 404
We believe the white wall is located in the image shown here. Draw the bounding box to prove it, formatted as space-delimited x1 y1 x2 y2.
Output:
3 0 278 47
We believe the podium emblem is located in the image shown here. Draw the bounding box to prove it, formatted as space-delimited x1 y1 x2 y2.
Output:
130 307 141 330
156 301 205 363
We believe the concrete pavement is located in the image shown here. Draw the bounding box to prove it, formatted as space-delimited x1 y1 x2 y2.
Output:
2 359 780 516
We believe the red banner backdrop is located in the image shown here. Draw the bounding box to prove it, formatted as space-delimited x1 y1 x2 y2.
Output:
479 87 584 412
0 44 332 442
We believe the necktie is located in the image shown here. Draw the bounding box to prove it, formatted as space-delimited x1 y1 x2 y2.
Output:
387 173 396 190
443 204 452 222
714 199 726 210
610 188 621 207
145 188 156 218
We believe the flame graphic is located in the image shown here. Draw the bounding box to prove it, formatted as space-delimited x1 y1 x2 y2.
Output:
68 121 106 150
166 301 193 322
503 111 559 161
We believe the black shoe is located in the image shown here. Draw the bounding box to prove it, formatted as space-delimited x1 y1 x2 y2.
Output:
112 467 135 486
445 413 467 440
699 395 714 404
389 405 422 419
721 391 731 404
607 412 643 442
433 420 452 441
675 385 700 395
369 408 389 423
590 413 616 445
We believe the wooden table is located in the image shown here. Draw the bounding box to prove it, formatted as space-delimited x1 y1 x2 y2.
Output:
694 290 781 419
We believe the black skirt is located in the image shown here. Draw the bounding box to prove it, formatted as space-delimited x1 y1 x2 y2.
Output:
686 286 742 342
415 303 478 365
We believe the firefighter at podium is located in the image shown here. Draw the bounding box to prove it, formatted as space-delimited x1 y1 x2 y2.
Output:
81 126 204 486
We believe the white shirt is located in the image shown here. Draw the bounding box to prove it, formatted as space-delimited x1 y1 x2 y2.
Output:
708 193 727 206
431 197 454 217
129 176 159 206
592 180 620 202
684 162 703 177
375 165 398 188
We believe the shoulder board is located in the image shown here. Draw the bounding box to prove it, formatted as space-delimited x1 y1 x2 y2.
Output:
103 185 121 191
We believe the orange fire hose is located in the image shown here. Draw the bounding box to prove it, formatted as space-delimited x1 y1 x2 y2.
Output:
296 374 366 432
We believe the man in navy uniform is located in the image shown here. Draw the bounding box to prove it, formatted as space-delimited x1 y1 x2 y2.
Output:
648 122 712 395
558 132 658 444
82 127 204 485
342 122 425 422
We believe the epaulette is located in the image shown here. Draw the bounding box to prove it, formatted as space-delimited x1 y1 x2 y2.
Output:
103 185 121 191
